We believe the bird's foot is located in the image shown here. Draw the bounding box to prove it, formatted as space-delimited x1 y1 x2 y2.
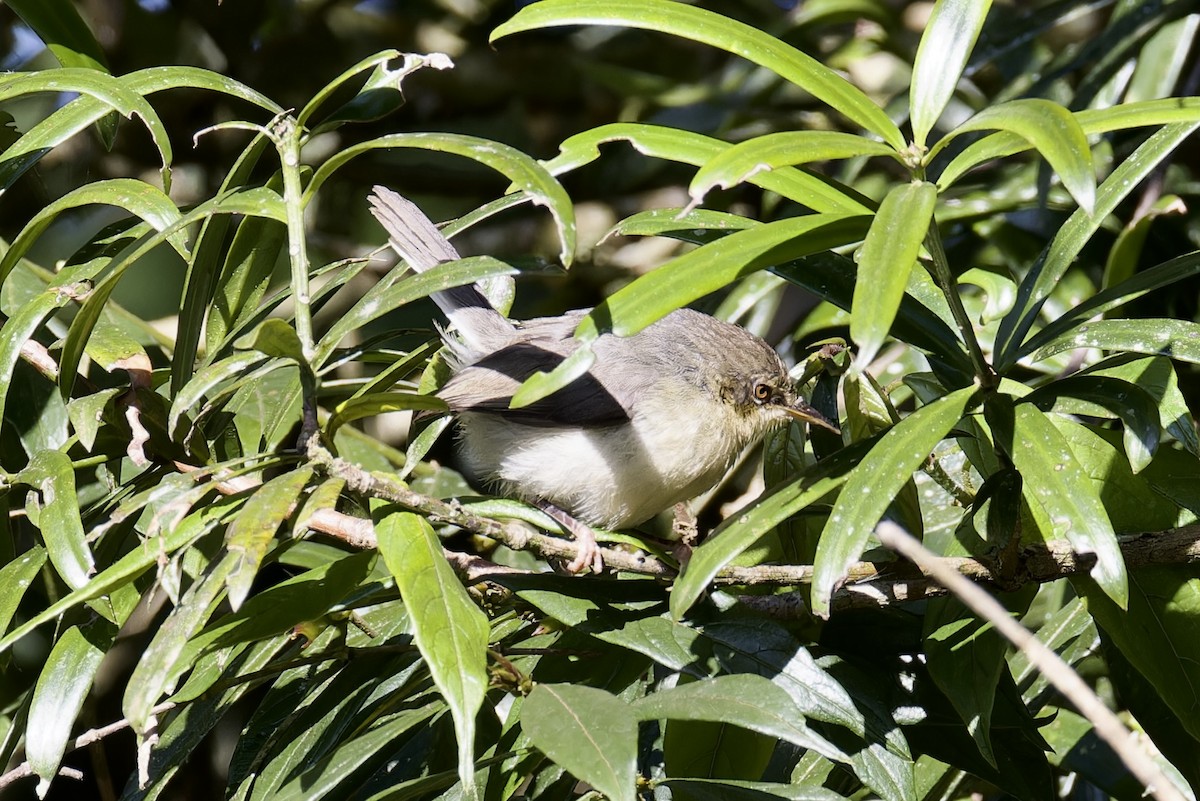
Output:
537 501 604 574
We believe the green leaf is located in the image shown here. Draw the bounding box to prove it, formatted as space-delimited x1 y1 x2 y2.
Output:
307 133 575 267
0 178 183 293
937 99 1200 190
6 0 109 71
23 450 93 590
995 122 1200 368
1026 376 1161 474
1005 404 1127 607
491 0 905 149
657 779 846 801
0 490 230 656
812 386 978 618
933 99 1094 214
377 512 488 801
689 131 897 206
0 547 46 636
671 441 870 621
0 259 108 432
235 318 308 365
576 214 870 342
851 181 938 368
58 188 288 401
327 392 449 439
1033 318 1200 365
507 345 595 410
909 0 993 147
924 599 1007 767
634 675 847 759
124 552 237 736
225 466 313 611
1078 566 1200 743
1021 251 1200 361
27 624 107 796
521 683 637 801
316 256 519 364
0 69 173 190
548 123 870 214
168 352 269 437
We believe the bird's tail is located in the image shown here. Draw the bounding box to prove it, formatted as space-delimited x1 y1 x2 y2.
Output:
368 186 511 352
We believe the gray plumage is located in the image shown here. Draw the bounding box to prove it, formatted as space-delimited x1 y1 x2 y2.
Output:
368 186 836 534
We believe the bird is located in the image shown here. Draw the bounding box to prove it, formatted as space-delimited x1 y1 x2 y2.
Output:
368 186 839 573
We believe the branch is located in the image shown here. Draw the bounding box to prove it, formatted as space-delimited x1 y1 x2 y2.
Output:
876 521 1187 801
0 703 176 792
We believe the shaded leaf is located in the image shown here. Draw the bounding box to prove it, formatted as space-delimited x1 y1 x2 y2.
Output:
812 386 978 617
521 684 637 801
377 512 488 800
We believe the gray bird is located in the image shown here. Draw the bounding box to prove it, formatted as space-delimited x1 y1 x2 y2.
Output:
369 187 838 573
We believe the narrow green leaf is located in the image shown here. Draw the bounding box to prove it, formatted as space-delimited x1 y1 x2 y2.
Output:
6 0 109 71
812 386 978 618
508 345 595 410
909 0 993 147
0 69 173 190
377 512 489 801
124 552 237 735
671 441 871 620
0 259 108 431
58 188 288 401
851 181 938 368
1006 404 1127 606
168 352 269 437
521 684 637 801
327 392 449 439
547 123 870 213
924 599 1006 767
235 318 308 365
316 256 519 364
938 99 1200 189
1026 376 1161 474
576 215 870 342
204 204 287 357
934 99 1094 213
658 779 846 801
0 178 183 292
0 547 46 635
492 0 905 149
634 675 847 760
1021 251 1200 361
1079 354 1200 458
1033 318 1200 365
1077 567 1200 742
995 122 1200 368
23 450 93 590
225 466 313 611
27 624 106 795
307 132 575 268
689 131 897 207
0 493 231 656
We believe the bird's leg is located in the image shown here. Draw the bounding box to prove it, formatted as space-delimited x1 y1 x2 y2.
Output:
536 501 604 574
671 502 699 568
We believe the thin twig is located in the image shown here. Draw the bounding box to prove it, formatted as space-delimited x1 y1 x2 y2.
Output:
875 521 1186 801
0 702 176 791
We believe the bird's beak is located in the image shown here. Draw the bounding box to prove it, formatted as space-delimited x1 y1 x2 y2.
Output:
784 398 841 434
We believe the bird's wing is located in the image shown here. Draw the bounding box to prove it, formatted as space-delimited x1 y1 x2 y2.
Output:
438 313 635 427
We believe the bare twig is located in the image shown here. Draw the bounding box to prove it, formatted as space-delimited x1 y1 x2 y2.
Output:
876 521 1186 801
0 702 176 791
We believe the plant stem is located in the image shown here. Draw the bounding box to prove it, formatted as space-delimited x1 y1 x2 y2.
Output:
924 223 996 387
275 114 315 361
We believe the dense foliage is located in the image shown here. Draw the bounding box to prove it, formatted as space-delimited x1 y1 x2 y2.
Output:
2 0 1200 799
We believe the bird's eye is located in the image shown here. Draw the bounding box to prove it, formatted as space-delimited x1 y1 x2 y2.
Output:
753 383 771 402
